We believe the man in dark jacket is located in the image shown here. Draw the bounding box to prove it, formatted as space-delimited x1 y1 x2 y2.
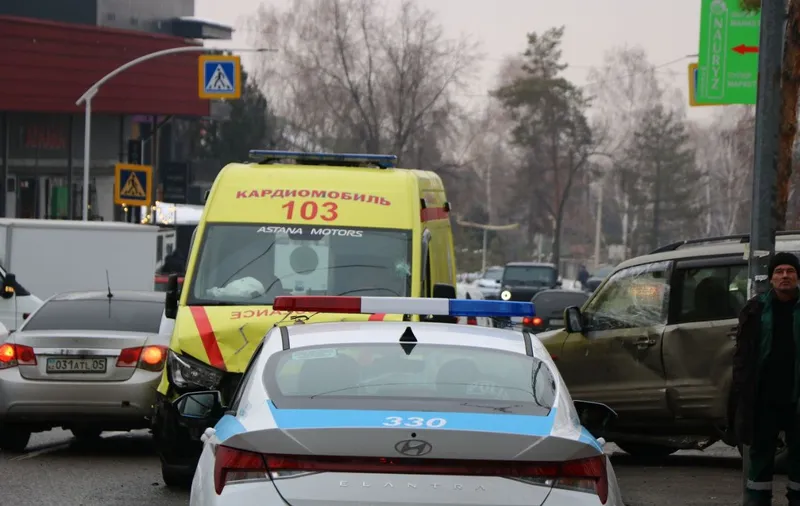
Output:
732 252 800 505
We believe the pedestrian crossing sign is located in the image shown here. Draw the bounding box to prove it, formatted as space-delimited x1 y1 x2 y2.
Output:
198 55 241 100
114 163 153 206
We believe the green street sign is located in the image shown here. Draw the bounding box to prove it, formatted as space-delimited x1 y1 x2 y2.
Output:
697 0 760 105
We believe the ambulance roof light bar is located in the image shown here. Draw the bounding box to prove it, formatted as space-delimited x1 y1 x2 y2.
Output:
248 150 398 169
272 296 535 318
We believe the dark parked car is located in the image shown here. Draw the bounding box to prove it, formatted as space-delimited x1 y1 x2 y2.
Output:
499 262 561 302
584 265 615 292
523 289 590 332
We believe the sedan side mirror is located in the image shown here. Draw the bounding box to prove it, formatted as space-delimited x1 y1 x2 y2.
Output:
564 306 584 333
1 273 16 300
574 400 617 437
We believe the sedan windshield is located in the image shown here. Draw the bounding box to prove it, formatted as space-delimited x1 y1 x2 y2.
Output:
503 266 557 286
187 224 412 305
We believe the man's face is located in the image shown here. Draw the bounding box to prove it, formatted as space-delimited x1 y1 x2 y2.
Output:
771 264 798 292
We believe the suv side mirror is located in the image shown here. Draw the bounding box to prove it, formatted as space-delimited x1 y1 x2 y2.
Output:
164 273 179 319
564 306 583 333
173 390 227 426
574 400 617 437
1 273 16 300
428 283 458 324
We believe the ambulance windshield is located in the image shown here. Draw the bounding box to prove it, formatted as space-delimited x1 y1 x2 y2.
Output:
186 224 412 305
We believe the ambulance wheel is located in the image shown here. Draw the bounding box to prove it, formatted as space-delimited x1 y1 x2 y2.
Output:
0 425 31 452
161 463 193 489
616 442 678 459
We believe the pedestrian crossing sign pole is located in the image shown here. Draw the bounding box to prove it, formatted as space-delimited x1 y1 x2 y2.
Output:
114 163 153 207
198 54 241 100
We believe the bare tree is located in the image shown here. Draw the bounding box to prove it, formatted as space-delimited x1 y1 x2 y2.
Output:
585 46 667 256
246 0 481 164
693 107 754 236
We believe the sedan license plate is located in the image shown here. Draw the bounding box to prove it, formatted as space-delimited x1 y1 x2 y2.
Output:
549 318 565 327
46 357 107 374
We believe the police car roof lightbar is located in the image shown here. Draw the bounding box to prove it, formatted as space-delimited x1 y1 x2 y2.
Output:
248 150 398 169
272 296 535 318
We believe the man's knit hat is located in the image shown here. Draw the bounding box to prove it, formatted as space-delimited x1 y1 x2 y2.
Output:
768 252 800 278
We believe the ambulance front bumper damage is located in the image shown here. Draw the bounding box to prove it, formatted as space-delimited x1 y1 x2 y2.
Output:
154 351 243 470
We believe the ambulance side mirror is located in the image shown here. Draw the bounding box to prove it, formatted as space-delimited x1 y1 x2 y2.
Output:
427 283 457 324
164 274 179 319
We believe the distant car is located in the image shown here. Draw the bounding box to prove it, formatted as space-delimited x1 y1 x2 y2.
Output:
0 290 170 451
524 289 591 332
473 265 503 299
499 262 561 302
584 265 615 293
178 295 623 506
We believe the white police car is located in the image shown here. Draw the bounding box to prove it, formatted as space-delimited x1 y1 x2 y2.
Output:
174 296 623 506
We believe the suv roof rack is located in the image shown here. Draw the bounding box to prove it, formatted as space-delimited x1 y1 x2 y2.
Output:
649 230 800 254
248 150 397 169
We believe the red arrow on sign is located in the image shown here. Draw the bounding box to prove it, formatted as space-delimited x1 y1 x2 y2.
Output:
732 44 759 55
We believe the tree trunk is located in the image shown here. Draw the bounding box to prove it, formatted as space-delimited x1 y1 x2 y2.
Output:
777 0 800 229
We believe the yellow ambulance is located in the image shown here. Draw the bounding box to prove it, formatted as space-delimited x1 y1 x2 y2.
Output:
153 150 457 486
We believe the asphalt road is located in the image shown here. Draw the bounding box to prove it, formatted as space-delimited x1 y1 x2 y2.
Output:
0 432 782 506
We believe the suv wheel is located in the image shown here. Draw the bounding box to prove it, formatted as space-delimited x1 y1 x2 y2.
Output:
616 441 678 458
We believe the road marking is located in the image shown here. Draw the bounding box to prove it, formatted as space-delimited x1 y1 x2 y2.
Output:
9 442 70 461
8 431 137 461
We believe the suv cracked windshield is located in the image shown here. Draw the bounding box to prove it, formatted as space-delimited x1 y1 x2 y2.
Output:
186 224 412 305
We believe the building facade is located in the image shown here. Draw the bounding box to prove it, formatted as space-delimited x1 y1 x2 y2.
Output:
0 0 231 220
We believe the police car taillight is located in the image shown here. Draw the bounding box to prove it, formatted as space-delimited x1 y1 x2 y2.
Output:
215 451 607 503
214 446 268 495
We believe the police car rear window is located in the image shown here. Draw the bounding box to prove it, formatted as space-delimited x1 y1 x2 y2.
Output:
264 343 558 416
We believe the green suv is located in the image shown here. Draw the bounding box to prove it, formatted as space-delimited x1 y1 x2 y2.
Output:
538 233 800 468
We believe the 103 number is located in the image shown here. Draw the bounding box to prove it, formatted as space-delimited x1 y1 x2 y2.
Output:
282 200 338 221
382 416 447 428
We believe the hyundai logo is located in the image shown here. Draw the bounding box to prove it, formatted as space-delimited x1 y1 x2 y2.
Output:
394 439 433 456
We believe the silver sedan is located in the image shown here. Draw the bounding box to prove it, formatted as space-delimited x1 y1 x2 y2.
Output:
0 290 169 451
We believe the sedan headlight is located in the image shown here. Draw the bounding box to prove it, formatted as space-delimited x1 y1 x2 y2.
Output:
168 350 224 390
500 290 511 301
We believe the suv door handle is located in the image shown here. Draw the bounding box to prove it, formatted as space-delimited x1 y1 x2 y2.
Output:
635 337 657 349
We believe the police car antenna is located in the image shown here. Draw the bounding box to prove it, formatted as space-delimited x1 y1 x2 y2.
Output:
105 269 113 299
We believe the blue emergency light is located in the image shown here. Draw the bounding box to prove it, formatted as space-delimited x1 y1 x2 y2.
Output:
272 296 535 318
248 150 398 169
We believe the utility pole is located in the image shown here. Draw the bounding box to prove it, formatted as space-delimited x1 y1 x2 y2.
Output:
456 219 519 272
593 183 603 269
651 160 662 252
743 0 786 502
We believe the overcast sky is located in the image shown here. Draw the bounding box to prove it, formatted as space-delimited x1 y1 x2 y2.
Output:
195 0 714 122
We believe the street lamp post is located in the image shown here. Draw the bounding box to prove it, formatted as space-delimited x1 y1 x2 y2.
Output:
75 46 275 221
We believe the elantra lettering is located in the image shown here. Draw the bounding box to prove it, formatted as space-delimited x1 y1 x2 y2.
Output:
338 480 486 491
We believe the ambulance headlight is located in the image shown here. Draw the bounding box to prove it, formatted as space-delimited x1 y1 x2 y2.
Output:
500 290 512 301
168 350 224 390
